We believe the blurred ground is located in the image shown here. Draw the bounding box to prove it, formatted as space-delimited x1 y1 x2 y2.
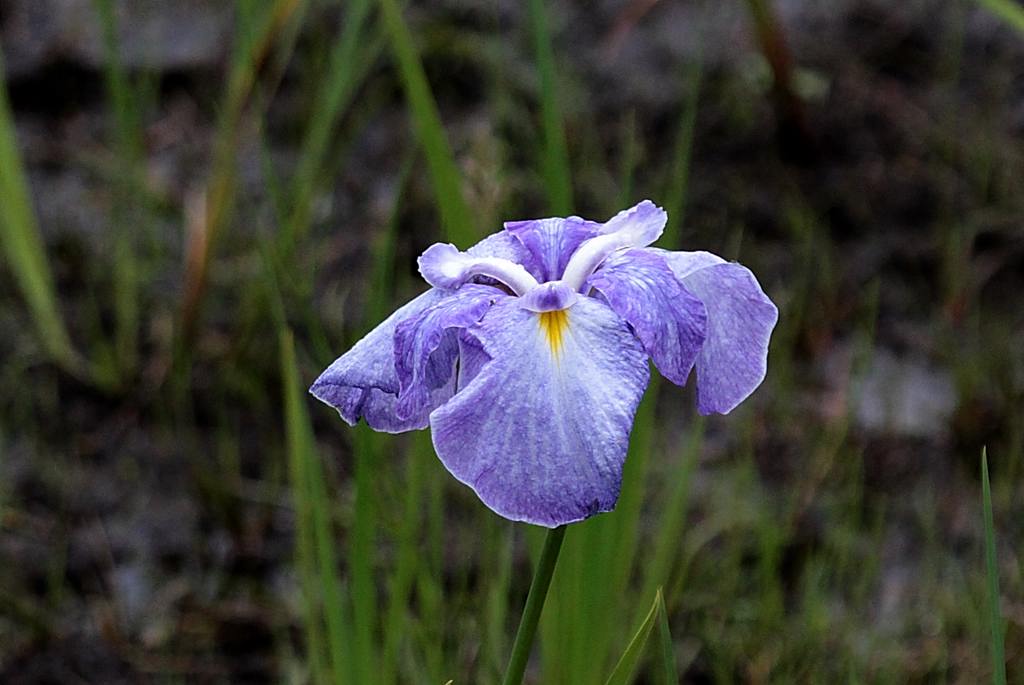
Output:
1 0 1023 682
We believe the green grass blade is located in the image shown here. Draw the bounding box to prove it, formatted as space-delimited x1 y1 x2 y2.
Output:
661 56 703 248
94 0 145 379
527 0 573 214
981 448 1007 685
339 151 419 685
378 0 475 245
975 0 1024 34
639 418 702 612
0 50 81 375
653 589 677 685
604 589 663 685
365 150 416 326
617 108 639 209
282 329 350 684
379 438 426 684
350 425 379 685
307 429 353 685
282 0 375 250
179 0 304 339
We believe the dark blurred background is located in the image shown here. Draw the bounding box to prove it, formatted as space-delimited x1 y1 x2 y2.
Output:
1 0 1022 682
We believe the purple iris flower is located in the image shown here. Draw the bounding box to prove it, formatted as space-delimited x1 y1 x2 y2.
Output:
311 201 778 528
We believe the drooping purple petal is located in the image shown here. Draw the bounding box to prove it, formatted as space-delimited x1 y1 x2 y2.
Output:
394 284 504 420
503 216 600 282
310 289 450 432
587 248 707 385
428 297 650 527
654 249 779 415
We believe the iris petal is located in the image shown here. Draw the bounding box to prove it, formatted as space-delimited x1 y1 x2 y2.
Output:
310 289 450 432
562 200 667 290
310 229 524 432
394 284 504 420
503 216 600 282
429 297 650 527
597 199 667 243
418 243 539 295
654 249 778 415
587 248 707 385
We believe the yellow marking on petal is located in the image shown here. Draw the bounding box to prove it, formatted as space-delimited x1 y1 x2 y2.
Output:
538 309 570 356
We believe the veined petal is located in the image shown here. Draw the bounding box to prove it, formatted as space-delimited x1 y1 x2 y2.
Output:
503 216 600 282
455 332 490 391
310 289 450 432
587 249 707 385
394 284 504 420
466 228 535 263
428 297 650 527
654 249 779 415
519 280 579 312
598 199 667 243
418 243 539 295
562 200 667 290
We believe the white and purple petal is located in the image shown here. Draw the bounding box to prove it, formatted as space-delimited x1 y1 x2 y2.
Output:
654 249 779 415
428 297 650 527
597 199 667 243
587 248 707 386
310 289 450 432
418 243 539 295
562 200 667 290
519 280 579 312
503 216 600 282
394 284 504 420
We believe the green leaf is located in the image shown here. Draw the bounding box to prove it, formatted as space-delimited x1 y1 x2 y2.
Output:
981 448 1007 685
604 588 673 685
527 0 573 214
0 50 80 375
975 0 1024 35
282 327 353 684
378 0 475 245
282 0 376 251
653 588 678 685
661 56 703 248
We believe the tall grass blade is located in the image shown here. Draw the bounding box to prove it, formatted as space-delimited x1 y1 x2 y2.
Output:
653 589 678 685
377 0 475 245
282 0 375 250
365 151 416 326
379 437 426 683
975 0 1024 35
617 108 639 209
340 152 419 685
370 150 416 684
179 0 304 339
603 588 667 685
639 418 702 611
350 425 379 685
0 50 81 376
527 0 573 214
981 448 1007 685
94 0 145 379
282 328 352 684
661 56 702 248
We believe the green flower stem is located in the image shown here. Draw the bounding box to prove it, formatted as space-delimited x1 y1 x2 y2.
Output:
501 525 567 685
